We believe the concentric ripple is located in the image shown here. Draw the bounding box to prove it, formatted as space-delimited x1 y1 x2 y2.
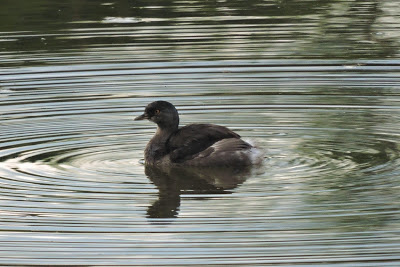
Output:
1 59 400 265
2 0 400 263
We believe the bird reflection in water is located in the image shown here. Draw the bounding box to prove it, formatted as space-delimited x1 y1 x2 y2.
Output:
145 165 252 219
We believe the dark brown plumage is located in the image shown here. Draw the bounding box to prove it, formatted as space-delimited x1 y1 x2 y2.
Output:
135 101 263 167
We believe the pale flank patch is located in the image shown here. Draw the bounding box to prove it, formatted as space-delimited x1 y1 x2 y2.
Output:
244 139 265 165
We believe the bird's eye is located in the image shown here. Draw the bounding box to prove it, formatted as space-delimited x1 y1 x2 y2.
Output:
155 109 160 115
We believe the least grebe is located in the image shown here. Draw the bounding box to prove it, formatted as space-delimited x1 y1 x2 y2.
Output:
135 101 263 166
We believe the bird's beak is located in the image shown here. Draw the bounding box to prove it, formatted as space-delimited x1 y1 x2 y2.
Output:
134 113 148 121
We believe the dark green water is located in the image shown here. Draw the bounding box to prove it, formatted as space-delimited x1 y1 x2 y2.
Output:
1 0 400 265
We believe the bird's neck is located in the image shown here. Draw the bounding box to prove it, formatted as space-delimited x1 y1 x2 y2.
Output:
144 125 178 164
155 124 177 139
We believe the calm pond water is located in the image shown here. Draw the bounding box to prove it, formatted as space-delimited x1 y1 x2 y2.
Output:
1 0 400 265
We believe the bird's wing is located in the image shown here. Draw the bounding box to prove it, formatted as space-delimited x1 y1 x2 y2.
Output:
166 124 240 163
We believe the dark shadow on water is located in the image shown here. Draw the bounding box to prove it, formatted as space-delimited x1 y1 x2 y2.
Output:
1 0 398 61
144 165 252 219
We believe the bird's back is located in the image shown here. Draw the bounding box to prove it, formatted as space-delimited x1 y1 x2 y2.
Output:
163 124 262 166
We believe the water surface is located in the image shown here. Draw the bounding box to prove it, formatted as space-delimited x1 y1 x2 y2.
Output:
1 0 400 265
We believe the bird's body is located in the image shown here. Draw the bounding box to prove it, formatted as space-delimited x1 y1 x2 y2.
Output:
135 101 263 167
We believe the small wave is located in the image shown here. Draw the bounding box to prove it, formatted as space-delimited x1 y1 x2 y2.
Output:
101 16 141 24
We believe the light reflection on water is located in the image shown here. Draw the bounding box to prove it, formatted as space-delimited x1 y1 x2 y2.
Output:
1 0 400 265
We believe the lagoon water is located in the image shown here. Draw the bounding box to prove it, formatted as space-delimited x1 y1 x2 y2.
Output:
1 0 400 265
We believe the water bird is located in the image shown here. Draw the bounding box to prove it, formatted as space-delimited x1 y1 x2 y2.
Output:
135 101 263 167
